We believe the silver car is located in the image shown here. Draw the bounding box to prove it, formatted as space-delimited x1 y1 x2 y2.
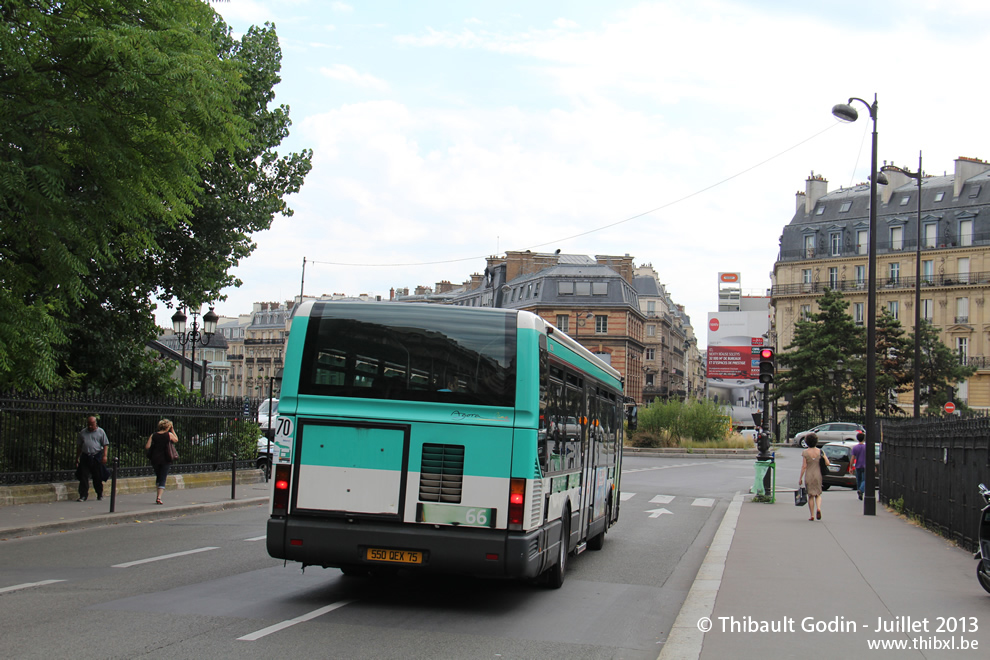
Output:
794 422 866 448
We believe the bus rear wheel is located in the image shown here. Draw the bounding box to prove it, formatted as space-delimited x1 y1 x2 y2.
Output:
544 515 569 589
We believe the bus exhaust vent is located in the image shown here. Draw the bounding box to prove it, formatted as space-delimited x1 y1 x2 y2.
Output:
419 444 464 504
529 476 543 527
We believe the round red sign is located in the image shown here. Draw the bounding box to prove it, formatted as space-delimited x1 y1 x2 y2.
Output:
944 401 956 414
709 318 719 332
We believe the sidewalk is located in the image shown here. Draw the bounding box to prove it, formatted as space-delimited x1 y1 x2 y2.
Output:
0 480 271 540
662 481 990 659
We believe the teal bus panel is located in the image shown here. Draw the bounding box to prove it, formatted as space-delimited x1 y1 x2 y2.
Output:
299 423 406 470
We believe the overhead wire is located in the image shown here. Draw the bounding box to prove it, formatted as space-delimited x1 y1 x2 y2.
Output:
313 122 843 268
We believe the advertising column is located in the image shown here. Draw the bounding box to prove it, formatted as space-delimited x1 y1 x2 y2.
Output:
706 311 770 428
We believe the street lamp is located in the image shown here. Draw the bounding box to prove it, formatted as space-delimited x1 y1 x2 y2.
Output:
172 306 219 392
881 153 924 418
832 94 887 516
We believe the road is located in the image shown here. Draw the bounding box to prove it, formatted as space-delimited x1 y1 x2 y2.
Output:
0 456 756 659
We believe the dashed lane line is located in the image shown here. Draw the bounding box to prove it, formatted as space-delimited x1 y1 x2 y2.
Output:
112 546 219 568
238 599 356 641
0 579 65 594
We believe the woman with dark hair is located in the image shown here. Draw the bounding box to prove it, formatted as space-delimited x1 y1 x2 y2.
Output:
145 419 178 505
799 432 829 521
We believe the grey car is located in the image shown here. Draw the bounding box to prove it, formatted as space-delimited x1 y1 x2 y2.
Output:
794 422 866 448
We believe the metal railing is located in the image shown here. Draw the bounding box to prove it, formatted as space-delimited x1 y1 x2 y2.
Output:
772 271 990 297
0 393 260 485
779 232 987 263
880 416 990 553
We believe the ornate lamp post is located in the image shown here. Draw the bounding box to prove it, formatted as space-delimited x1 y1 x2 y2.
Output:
171 306 219 392
831 95 887 516
881 153 924 418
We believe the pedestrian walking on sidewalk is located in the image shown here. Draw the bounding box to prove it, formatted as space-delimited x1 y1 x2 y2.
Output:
798 433 829 521
850 431 867 501
76 415 109 502
145 419 178 505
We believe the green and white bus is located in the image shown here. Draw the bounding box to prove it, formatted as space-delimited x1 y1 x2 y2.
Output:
267 301 630 587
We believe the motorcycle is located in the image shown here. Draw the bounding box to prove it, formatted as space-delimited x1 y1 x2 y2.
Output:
976 483 990 594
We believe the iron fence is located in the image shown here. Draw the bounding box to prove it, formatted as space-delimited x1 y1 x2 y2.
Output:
880 416 990 552
0 392 261 485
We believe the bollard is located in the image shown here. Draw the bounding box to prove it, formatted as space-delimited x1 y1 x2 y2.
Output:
109 455 119 512
231 452 237 500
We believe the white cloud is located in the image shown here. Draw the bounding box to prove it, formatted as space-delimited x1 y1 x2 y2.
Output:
318 64 389 91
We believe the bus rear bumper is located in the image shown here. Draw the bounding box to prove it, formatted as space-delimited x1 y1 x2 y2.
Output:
267 516 550 579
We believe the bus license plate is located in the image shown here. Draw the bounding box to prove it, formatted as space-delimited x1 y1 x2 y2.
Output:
366 548 423 564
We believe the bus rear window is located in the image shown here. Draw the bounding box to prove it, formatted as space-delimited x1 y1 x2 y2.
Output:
299 304 516 407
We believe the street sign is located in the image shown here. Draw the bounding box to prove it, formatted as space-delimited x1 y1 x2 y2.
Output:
944 401 956 414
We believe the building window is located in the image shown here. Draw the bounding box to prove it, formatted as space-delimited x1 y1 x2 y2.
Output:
800 304 811 319
576 281 591 296
646 348 655 360
958 257 970 284
922 259 934 284
558 281 574 295
889 262 900 284
839 201 852 213
830 233 841 256
646 374 654 386
815 205 825 215
647 301 656 315
533 282 540 296
853 303 864 325
592 282 608 295
969 185 982 199
857 229 868 255
956 297 969 324
960 219 973 247
922 299 933 321
647 324 656 337
556 314 569 333
957 337 969 363
934 191 945 202
802 269 812 286
595 315 608 334
890 226 903 251
828 267 838 289
888 300 899 320
804 235 815 257
855 265 866 287
899 195 911 206
923 223 937 248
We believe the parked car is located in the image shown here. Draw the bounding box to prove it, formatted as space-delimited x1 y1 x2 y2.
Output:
793 422 865 448
820 440 881 490
257 398 279 435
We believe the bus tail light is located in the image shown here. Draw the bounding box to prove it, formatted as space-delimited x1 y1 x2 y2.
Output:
508 478 525 530
273 464 291 515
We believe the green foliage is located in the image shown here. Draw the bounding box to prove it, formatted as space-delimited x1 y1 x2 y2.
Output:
0 3 311 394
910 320 977 414
776 289 865 419
874 310 912 416
632 398 730 446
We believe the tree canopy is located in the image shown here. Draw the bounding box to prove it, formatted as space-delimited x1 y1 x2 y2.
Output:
911 319 976 413
0 1 311 394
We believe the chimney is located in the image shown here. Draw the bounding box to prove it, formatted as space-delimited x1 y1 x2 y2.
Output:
805 172 828 215
954 157 990 199
795 191 806 214
880 164 912 205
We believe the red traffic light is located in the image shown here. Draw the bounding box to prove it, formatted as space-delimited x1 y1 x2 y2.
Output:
759 348 774 360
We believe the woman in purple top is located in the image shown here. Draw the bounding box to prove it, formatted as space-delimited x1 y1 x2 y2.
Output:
850 432 867 501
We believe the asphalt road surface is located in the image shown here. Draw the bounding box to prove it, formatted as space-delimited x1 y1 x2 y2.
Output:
0 456 755 659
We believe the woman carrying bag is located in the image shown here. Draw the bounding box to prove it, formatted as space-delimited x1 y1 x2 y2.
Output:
145 419 179 505
798 432 829 521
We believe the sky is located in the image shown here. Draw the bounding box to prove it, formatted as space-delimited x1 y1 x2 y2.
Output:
166 0 990 348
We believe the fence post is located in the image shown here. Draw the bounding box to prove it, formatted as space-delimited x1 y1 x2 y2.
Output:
231 452 237 500
109 455 119 512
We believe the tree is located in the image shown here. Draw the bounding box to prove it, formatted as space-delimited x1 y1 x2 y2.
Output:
911 320 977 413
775 288 865 419
0 3 311 394
873 309 912 416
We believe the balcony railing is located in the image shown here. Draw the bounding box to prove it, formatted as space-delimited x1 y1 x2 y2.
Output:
780 232 985 263
955 316 970 324
772 271 990 297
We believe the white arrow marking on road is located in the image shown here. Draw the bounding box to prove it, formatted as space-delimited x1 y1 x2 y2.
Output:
650 495 674 504
646 508 673 518
620 492 635 501
692 498 715 507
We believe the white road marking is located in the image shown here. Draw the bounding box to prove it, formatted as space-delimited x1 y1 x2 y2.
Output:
620 492 636 501
244 535 267 542
692 498 715 507
646 508 673 518
112 546 219 568
238 599 356 641
650 495 674 504
0 579 65 594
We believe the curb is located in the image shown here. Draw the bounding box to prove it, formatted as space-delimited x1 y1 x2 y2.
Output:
0 496 270 540
0 470 265 507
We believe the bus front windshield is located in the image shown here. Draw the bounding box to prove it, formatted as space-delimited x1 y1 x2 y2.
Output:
298 303 517 407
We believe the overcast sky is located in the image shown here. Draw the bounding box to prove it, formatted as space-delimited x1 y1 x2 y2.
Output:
167 0 990 348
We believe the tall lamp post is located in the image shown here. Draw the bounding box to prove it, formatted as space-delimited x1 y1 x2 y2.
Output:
832 95 887 516
172 306 219 392
881 153 924 418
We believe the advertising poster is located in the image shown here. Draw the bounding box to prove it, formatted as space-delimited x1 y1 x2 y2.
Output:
706 311 769 428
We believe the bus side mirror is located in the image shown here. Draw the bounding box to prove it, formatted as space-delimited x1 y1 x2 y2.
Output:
626 406 638 431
